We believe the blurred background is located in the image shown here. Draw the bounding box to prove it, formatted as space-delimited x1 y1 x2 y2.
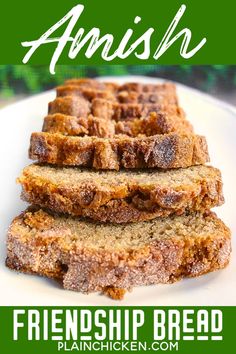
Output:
1 65 236 107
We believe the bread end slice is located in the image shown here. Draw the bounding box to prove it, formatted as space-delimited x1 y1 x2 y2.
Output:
6 208 231 299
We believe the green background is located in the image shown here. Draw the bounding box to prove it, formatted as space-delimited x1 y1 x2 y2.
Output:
0 0 235 65
0 307 235 354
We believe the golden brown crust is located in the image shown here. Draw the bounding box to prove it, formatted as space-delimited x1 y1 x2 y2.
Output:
117 82 176 93
43 112 192 137
48 96 92 117
64 78 118 91
56 87 116 102
57 81 178 105
43 114 116 138
53 81 183 124
29 132 209 170
23 209 55 230
117 82 178 104
103 287 126 300
49 96 184 120
6 209 231 299
91 98 185 121
118 91 178 104
18 165 224 223
114 112 190 135
64 79 175 93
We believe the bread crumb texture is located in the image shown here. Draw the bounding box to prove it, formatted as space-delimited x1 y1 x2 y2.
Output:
6 208 231 299
18 164 224 223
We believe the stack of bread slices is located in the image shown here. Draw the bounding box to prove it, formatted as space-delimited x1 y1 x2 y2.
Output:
6 78 231 300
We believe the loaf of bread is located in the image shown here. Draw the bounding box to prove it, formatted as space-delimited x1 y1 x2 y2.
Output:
6 78 231 300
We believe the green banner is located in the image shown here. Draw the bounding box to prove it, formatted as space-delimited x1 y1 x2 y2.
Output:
0 307 235 353
0 0 235 70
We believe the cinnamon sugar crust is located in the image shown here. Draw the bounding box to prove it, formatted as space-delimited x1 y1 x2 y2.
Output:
49 96 184 121
18 164 224 223
29 132 209 170
6 209 231 300
43 112 192 138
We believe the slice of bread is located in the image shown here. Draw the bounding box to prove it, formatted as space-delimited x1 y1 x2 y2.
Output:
55 88 116 102
117 81 176 93
29 132 209 170
48 96 92 118
116 91 178 104
117 82 178 104
56 85 178 105
6 208 231 299
49 96 184 120
18 164 224 223
43 112 193 137
91 98 184 120
57 82 178 105
64 79 176 94
64 78 118 91
43 114 116 138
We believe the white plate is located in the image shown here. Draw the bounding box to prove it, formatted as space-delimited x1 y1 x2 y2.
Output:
0 75 235 306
